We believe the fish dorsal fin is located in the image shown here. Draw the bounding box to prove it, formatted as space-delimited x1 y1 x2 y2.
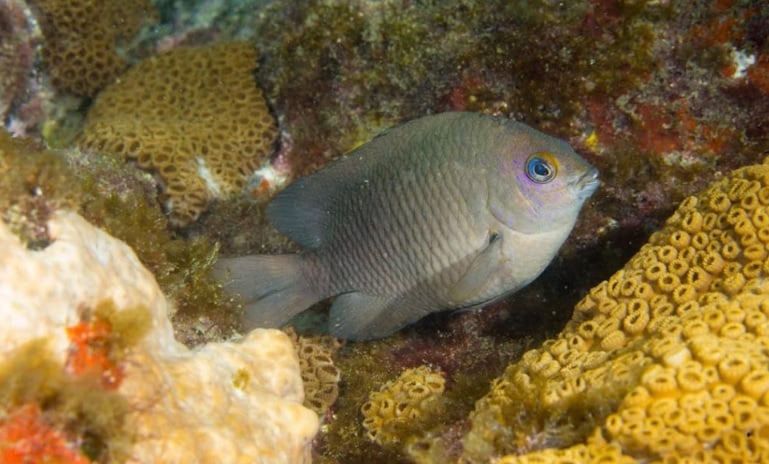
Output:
448 231 504 303
267 115 457 250
267 154 368 249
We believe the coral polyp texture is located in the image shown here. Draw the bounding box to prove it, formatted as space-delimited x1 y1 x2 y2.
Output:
284 327 343 415
464 159 769 463
79 41 279 226
27 0 156 97
495 443 635 464
0 211 317 462
361 366 446 448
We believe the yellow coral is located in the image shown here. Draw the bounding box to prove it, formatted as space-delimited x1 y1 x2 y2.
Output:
361 366 445 447
79 41 278 226
465 159 769 463
494 442 636 464
284 327 343 415
28 0 157 97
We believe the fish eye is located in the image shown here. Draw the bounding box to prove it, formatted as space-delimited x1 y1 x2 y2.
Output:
525 153 557 184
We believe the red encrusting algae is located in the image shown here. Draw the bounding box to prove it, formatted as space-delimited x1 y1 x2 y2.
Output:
66 318 123 390
0 404 90 464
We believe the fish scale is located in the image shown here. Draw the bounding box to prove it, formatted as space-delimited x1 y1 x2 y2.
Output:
319 162 452 295
364 159 464 292
214 112 599 340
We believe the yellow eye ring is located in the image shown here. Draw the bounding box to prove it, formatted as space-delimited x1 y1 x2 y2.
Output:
525 152 558 183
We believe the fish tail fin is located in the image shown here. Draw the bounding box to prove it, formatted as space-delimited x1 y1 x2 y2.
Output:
213 254 320 329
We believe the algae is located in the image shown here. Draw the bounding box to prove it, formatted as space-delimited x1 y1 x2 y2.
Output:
0 131 239 346
0 300 154 462
256 0 664 177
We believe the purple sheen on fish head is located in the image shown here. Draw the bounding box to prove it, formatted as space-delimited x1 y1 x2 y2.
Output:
487 123 598 234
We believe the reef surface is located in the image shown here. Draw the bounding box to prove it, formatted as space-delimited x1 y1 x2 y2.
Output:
1 0 769 462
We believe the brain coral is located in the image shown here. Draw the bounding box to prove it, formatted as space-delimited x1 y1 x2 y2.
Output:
464 159 769 463
79 41 279 226
0 210 317 462
28 0 156 97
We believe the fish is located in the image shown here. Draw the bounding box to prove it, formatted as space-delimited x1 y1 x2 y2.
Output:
214 112 599 340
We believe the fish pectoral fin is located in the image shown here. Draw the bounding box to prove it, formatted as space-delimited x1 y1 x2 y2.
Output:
448 231 503 303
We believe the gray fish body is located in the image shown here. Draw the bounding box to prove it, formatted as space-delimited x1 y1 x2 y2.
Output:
216 112 599 340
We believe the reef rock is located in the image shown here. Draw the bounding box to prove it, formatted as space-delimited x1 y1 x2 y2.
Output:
0 211 318 463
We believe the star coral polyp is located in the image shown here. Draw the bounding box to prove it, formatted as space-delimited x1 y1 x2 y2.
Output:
28 0 157 97
464 158 769 463
361 366 446 447
284 327 343 415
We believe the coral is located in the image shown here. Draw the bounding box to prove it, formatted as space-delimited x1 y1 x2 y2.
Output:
0 210 318 462
284 327 343 415
312 289 546 463
27 0 156 97
494 442 635 464
79 41 279 226
464 159 769 462
361 366 446 447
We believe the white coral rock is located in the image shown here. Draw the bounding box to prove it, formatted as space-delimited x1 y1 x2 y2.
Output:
0 211 318 463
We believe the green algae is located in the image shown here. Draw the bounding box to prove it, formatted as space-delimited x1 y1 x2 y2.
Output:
458 0 662 124
0 131 239 346
90 300 154 354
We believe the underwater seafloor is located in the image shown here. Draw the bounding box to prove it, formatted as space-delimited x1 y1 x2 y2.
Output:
1 0 769 462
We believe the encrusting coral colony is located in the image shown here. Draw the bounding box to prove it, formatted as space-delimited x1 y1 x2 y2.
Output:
79 41 279 226
362 366 447 447
27 0 157 97
284 327 344 415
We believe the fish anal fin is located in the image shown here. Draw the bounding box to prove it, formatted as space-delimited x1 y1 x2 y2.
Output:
328 292 393 340
213 254 320 329
448 231 504 303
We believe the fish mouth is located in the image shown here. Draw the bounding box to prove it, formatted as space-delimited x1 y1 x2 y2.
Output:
574 167 600 200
